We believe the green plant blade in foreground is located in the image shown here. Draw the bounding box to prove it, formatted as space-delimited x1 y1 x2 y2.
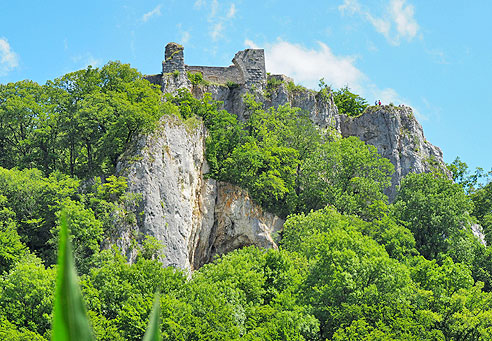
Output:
52 211 94 341
142 293 161 341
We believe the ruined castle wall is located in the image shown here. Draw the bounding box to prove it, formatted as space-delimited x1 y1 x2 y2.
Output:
233 49 266 87
144 74 162 86
186 65 242 84
162 43 186 74
148 43 267 89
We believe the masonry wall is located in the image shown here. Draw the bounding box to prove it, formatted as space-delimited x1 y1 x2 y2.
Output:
144 74 162 86
186 65 242 84
162 43 186 74
233 49 266 86
145 43 267 89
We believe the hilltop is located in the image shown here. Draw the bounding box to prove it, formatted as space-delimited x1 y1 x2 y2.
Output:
111 43 452 270
1 42 492 340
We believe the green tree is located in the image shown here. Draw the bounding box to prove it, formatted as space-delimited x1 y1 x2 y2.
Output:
447 156 491 194
54 199 104 273
0 80 51 170
0 168 79 263
0 199 27 274
0 317 46 341
49 62 163 177
169 91 246 180
470 181 492 244
282 207 414 339
0 254 56 338
299 136 394 218
333 86 368 117
81 247 185 341
48 65 101 176
0 167 135 268
393 172 474 260
163 247 319 340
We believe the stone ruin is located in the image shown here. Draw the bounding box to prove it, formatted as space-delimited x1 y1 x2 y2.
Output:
145 42 267 88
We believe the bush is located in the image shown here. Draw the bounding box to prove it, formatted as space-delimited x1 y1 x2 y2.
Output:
333 86 368 117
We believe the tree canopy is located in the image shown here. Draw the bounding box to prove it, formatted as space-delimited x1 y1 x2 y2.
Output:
1 63 492 340
332 85 369 117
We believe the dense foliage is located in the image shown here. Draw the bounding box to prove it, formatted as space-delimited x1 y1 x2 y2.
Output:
0 62 163 178
169 90 393 217
332 85 368 117
1 63 492 340
393 172 473 259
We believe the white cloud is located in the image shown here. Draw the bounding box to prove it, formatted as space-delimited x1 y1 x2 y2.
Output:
244 39 260 49
142 4 162 22
0 38 19 76
176 24 191 45
194 0 205 9
260 40 365 91
211 23 223 41
339 0 419 45
427 48 449 65
194 1 237 41
338 0 361 14
390 0 418 40
227 3 236 18
181 31 191 45
366 13 391 38
71 53 102 69
210 0 219 18
248 39 423 118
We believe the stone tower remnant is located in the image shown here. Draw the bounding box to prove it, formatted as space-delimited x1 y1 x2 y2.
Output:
162 42 186 74
145 42 267 89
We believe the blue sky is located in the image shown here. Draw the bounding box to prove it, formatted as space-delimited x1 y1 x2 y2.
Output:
1 0 490 173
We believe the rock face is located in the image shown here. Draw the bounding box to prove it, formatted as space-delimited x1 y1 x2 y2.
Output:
471 223 487 246
265 75 340 129
204 183 284 266
148 44 450 201
116 115 283 272
130 42 452 271
339 105 450 201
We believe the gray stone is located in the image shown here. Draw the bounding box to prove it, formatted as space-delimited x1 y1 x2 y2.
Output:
232 49 267 87
116 115 283 272
146 42 267 90
265 76 340 129
133 42 456 271
201 182 284 267
471 223 487 246
162 42 186 74
339 105 450 201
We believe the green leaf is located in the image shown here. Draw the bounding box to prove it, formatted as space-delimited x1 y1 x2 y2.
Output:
52 210 94 340
142 293 161 341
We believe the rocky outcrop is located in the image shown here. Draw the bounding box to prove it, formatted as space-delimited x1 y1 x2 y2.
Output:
165 78 447 202
194 81 446 202
135 43 452 270
265 74 340 129
115 115 282 272
147 43 449 203
203 183 284 267
259 81 448 201
471 223 487 246
339 105 450 201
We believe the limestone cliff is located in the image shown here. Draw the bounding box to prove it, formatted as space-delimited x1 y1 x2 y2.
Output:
265 74 341 129
115 115 283 271
190 81 447 202
339 105 450 201
130 42 451 271
147 44 449 201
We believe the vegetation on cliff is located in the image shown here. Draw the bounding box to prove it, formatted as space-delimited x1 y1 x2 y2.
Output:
1 63 492 340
